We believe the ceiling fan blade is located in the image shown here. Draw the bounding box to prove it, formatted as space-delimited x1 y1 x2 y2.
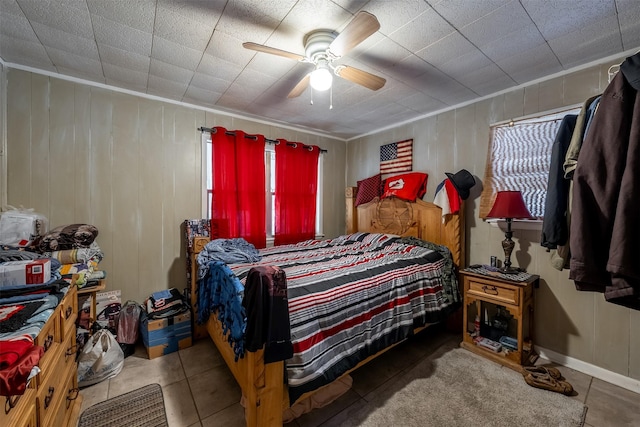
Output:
242 42 305 61
329 11 380 57
335 65 386 91
287 74 310 98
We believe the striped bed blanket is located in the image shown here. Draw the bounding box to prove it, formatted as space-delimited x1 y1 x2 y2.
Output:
199 232 460 404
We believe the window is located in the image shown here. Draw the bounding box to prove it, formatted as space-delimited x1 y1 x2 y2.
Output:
202 133 322 240
480 107 580 220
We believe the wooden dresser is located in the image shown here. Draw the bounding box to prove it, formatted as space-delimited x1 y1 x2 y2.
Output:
1 286 83 427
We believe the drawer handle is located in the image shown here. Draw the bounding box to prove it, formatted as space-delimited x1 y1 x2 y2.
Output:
66 387 80 409
65 344 78 361
44 386 55 409
5 395 20 414
66 306 73 319
44 334 54 352
482 285 499 295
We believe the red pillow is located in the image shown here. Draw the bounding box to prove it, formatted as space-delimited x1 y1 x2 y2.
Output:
382 172 428 202
355 174 382 206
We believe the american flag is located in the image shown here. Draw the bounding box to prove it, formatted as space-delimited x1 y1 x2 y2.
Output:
380 139 413 174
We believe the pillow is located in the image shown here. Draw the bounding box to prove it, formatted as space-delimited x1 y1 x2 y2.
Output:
355 174 382 206
381 172 428 202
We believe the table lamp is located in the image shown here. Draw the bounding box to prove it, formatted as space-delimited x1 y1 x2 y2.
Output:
486 190 534 273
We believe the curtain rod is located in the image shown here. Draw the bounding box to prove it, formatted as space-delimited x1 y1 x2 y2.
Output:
198 127 327 153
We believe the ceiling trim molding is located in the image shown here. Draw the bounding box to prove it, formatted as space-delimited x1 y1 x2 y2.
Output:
346 46 640 142
3 61 347 143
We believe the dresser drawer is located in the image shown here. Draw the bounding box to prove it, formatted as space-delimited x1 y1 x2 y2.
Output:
34 307 62 387
60 324 78 373
35 358 65 427
0 385 37 427
59 286 78 341
467 279 518 305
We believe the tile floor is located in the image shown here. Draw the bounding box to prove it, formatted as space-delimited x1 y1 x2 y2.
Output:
79 325 640 427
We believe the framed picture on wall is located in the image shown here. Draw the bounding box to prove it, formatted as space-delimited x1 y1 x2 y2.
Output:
380 139 413 174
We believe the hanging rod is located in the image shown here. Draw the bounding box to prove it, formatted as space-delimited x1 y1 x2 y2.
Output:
198 127 327 153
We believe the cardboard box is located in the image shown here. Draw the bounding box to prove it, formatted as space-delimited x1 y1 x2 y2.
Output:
0 259 51 287
140 310 192 359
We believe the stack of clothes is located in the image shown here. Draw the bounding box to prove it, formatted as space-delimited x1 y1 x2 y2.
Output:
36 223 105 288
145 288 189 319
0 250 68 397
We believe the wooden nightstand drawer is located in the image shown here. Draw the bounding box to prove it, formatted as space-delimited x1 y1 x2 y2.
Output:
467 279 518 305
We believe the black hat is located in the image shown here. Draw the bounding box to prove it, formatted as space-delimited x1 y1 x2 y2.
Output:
445 169 476 200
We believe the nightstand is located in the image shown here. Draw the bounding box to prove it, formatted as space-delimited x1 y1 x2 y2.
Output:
459 269 539 371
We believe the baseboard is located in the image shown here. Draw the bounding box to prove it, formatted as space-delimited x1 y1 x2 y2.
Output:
536 345 640 394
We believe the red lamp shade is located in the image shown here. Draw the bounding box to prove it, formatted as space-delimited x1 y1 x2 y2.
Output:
486 191 534 219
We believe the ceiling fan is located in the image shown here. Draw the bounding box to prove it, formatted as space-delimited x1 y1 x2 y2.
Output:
243 11 386 98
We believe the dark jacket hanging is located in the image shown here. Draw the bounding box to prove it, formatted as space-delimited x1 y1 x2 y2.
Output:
569 51 640 309
541 114 577 249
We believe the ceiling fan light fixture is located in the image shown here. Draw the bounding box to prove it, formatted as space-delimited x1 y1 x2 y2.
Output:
310 63 333 91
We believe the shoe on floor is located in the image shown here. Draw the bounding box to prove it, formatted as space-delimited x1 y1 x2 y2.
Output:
523 365 564 380
523 372 574 395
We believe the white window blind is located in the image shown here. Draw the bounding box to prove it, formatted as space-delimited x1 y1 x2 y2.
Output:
480 108 579 219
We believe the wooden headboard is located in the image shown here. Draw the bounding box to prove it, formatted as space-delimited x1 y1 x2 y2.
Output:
345 187 465 268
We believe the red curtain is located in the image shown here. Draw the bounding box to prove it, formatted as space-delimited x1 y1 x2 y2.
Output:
274 140 320 246
211 127 266 248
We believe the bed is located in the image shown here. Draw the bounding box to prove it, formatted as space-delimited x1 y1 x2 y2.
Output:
188 187 465 426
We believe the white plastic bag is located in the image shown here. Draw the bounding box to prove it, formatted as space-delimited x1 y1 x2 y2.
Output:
77 329 124 388
0 207 49 246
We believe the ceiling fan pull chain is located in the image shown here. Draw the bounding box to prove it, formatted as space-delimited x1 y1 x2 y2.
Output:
310 87 314 105
330 86 333 110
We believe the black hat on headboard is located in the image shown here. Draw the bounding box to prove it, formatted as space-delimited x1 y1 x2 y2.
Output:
445 169 476 200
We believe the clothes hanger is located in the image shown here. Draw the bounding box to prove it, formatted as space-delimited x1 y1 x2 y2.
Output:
608 49 640 83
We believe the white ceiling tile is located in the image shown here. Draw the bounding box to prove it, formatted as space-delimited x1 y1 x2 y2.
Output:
479 25 547 63
86 0 156 33
213 0 284 44
147 75 188 99
46 46 103 76
548 14 623 68
154 2 218 51
358 38 412 68
196 54 243 81
103 63 148 88
458 64 515 95
151 36 202 71
0 7 38 42
497 44 563 84
617 0 640 50
234 68 280 93
259 23 307 58
149 59 194 84
204 31 255 67
30 22 99 60
387 7 455 52
17 0 93 38
98 44 150 73
362 0 431 36
0 35 54 70
415 32 477 66
190 72 231 93
183 86 223 108
217 90 253 110
521 0 617 40
396 92 448 113
245 52 303 80
92 14 152 56
280 0 352 35
436 48 493 80
432 0 510 28
330 0 372 14
457 1 534 47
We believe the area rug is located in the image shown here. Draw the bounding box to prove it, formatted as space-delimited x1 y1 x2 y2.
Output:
343 344 587 427
78 383 168 427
